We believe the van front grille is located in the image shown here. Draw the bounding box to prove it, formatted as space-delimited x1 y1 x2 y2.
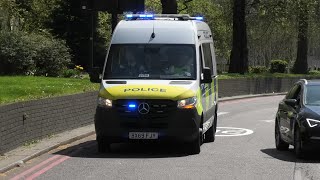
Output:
114 99 177 129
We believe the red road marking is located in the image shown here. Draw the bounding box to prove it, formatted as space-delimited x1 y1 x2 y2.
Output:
11 155 62 180
11 142 93 180
25 156 71 180
20 148 83 180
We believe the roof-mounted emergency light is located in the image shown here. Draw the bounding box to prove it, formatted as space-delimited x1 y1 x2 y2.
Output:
125 14 204 21
126 14 154 20
195 17 204 21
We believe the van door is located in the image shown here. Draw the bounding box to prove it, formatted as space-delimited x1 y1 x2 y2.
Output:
200 43 216 128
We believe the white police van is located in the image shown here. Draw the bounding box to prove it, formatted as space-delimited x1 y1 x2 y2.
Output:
95 14 218 154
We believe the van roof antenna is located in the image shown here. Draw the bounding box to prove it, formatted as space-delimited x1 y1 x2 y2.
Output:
151 21 156 39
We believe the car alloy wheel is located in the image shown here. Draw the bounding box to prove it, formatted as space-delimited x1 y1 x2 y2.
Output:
294 128 304 158
275 119 289 150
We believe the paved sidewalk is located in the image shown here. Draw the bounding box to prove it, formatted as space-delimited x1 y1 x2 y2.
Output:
0 93 285 174
0 124 95 174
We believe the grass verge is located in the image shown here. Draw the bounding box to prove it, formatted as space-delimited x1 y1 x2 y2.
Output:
0 76 99 105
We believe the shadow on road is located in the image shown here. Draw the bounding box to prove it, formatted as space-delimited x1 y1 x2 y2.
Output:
261 148 320 163
54 140 191 159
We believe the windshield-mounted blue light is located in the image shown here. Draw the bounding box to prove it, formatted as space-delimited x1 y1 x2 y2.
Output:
195 17 203 21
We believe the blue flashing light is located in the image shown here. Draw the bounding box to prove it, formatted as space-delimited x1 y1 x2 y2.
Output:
195 17 204 21
126 14 154 20
128 104 136 108
126 14 133 18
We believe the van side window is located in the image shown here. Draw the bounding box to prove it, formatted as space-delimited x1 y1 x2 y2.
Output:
199 46 203 71
210 43 217 75
202 43 213 72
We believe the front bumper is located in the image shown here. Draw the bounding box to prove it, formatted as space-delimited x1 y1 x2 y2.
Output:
300 120 320 146
94 102 201 144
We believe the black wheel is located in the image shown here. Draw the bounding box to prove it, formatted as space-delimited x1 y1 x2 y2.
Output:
294 127 304 158
204 112 217 143
97 137 110 153
187 130 202 155
275 119 289 151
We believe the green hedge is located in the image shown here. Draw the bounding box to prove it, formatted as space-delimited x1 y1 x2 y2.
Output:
270 60 288 73
0 31 71 76
249 66 268 74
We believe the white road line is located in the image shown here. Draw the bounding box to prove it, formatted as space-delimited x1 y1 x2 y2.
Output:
217 112 229 116
260 120 274 123
216 127 254 137
294 168 310 180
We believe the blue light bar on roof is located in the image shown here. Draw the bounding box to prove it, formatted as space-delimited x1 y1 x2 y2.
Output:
195 17 204 21
126 14 154 20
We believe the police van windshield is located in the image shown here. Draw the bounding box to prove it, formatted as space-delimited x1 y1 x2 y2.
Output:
103 44 196 80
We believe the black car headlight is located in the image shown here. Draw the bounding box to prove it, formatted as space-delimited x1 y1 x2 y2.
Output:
306 118 320 128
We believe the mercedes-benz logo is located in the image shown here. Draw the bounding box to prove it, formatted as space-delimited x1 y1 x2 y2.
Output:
138 103 150 114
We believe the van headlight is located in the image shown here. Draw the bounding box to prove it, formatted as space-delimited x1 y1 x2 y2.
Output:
177 97 197 109
97 97 112 108
306 118 320 128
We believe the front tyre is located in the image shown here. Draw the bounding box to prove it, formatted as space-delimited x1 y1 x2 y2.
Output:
97 137 110 153
204 112 217 143
294 127 304 158
187 132 201 155
275 119 289 151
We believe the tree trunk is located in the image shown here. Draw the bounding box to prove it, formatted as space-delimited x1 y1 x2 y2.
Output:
228 0 248 74
292 1 309 74
160 0 177 14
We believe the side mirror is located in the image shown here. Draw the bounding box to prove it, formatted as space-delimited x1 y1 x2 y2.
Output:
284 99 297 107
201 67 212 83
89 67 102 83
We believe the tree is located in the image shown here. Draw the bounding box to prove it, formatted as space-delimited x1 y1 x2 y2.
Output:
229 0 248 74
160 0 177 14
292 0 310 74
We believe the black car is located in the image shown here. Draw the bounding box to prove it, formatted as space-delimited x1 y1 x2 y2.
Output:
275 79 320 158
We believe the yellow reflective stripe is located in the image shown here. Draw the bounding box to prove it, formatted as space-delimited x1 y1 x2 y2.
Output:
211 81 215 105
196 88 203 115
216 78 219 101
205 86 210 110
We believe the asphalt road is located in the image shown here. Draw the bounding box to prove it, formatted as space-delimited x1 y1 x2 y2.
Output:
5 95 320 180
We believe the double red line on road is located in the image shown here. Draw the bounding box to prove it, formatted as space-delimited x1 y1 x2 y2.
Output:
11 154 71 180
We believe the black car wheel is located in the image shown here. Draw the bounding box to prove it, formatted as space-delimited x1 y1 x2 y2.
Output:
275 119 289 150
294 127 304 158
187 131 201 155
204 112 217 143
97 137 110 153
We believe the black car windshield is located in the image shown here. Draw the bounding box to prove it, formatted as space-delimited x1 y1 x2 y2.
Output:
305 85 320 106
103 44 196 80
